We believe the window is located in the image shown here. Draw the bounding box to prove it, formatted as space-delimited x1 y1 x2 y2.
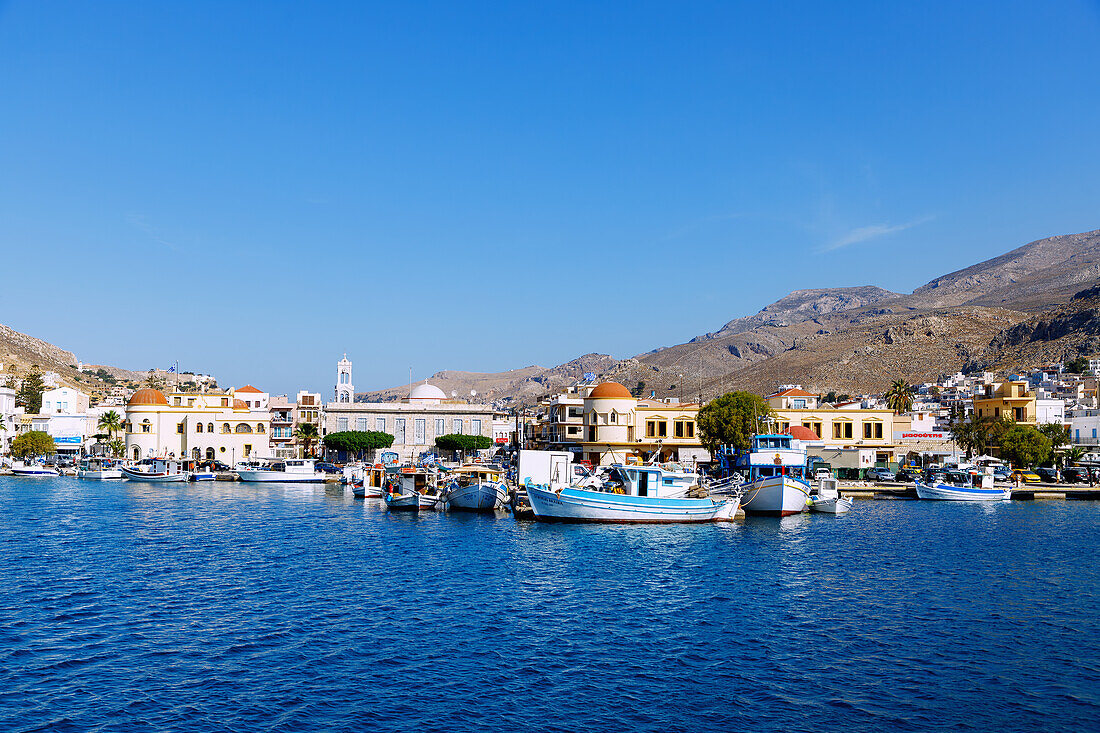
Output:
792 398 806 409
235 423 253 433
453 418 463 435
833 422 853 440
208 423 214 433
221 398 229 407
244 444 252 456
337 417 348 431
674 420 694 438
472 419 482 434
256 424 265 433
657 421 667 437
395 418 406 444
436 418 445 436
177 423 184 434
356 417 368 431
609 412 617 424
863 422 884 440
141 419 151 434
646 420 656 438
376 417 386 431
415 418 426 444
222 423 231 434
173 397 181 406
197 423 204 433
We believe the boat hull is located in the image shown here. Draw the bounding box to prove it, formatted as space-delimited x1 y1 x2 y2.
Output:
527 485 738 523
810 497 853 514
120 467 188 482
741 475 811 516
188 472 216 482
915 482 1011 501
446 481 507 512
236 470 325 483
76 469 123 480
384 493 420 512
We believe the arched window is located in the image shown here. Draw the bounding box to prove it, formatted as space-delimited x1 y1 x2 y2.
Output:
196 423 204 433
207 423 214 433
205 447 215 460
191 447 201 459
222 423 231 434
256 424 265 433
235 423 253 434
141 419 151 434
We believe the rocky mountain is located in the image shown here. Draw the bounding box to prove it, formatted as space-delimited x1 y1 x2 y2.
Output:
357 227 1100 403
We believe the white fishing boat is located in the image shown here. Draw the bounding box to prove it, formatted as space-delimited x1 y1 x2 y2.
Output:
739 433 813 516
916 469 1011 501
442 465 507 512
383 468 438 512
523 458 738 524
121 458 189 482
236 458 326 483
11 463 61 477
349 463 387 498
76 457 123 480
809 477 853 514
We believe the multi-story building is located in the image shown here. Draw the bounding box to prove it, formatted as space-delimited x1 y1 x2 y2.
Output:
269 394 296 458
323 381 495 462
294 390 323 456
972 380 1036 424
0 386 17 454
124 388 271 463
39 387 94 458
766 387 897 468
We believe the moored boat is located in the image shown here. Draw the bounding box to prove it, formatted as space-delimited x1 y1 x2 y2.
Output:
442 465 507 512
809 477 853 514
11 463 61 477
383 467 441 512
236 458 326 483
916 469 1010 501
739 433 813 516
76 457 123 480
121 458 189 482
526 480 738 523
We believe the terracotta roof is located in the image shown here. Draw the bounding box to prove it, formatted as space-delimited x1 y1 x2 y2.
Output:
588 382 632 400
235 385 263 393
770 388 818 398
784 425 820 441
127 388 169 407
233 399 248 409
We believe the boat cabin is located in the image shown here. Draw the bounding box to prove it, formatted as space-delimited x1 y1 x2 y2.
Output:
606 463 698 498
744 434 810 482
450 465 502 487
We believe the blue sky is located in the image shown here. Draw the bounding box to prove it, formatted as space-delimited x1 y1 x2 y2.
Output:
2 1 1099 396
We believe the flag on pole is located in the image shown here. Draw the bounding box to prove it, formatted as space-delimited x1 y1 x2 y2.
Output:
168 365 176 373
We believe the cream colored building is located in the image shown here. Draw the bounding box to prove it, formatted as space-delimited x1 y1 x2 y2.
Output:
972 380 1036 424
767 387 896 466
124 388 272 463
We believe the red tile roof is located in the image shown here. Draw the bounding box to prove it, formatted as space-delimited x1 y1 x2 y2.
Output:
769 388 817 398
235 385 264 393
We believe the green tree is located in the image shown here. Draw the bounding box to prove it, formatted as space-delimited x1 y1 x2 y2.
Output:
631 381 646 398
949 413 1013 458
435 433 493 459
294 422 320 457
97 410 124 442
1064 445 1086 468
107 438 126 458
884 380 913 414
323 430 395 460
824 391 837 404
696 391 773 454
1065 357 1089 374
998 425 1053 468
17 365 45 414
1037 423 1070 464
145 374 168 390
11 430 55 459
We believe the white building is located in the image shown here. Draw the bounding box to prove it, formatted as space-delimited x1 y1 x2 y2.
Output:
234 385 269 410
124 388 272 463
335 355 354 404
0 386 16 453
1035 398 1066 426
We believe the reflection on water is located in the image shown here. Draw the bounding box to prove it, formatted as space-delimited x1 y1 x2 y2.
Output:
0 476 1097 732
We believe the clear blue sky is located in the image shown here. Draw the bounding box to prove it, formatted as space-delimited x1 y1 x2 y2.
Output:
2 1 1099 396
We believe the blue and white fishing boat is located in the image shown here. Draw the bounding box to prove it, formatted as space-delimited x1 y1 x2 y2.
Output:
916 469 1011 501
121 458 189 482
442 465 507 512
383 467 442 512
525 462 738 523
739 433 813 516
236 458 325 483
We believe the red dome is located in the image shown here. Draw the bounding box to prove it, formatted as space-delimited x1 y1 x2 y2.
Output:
785 425 820 441
127 388 168 406
588 382 632 399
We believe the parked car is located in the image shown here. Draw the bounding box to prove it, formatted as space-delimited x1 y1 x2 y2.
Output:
895 469 918 483
1034 467 1061 483
1010 468 1041 484
1062 467 1088 484
315 462 341 474
867 467 896 482
813 468 833 480
991 465 1012 480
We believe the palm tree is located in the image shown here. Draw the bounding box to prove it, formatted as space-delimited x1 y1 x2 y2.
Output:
294 422 319 458
1065 445 1086 468
884 380 913 414
97 410 123 442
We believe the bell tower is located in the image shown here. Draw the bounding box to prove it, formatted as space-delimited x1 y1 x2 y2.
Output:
335 354 353 403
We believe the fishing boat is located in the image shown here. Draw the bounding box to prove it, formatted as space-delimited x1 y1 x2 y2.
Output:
76 457 123 480
382 468 435 512
349 463 387 498
809 477 853 514
442 465 507 512
916 469 1011 501
11 463 61 477
738 433 813 516
187 461 217 482
525 461 739 523
121 458 189 482
235 458 326 483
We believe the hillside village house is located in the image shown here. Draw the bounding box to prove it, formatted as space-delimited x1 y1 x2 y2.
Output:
528 381 708 467
0 386 17 454
972 380 1036 424
124 387 271 463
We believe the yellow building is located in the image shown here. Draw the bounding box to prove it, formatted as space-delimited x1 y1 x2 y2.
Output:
972 380 1036 424
767 387 896 464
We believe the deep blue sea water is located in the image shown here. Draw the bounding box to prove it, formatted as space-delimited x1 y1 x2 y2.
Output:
1 476 1098 732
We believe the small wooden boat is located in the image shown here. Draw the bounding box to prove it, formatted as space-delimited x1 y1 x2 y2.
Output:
76 457 123 480
916 469 1011 501
121 458 189 482
442 465 508 512
809 478 853 514
349 463 386 499
383 467 440 512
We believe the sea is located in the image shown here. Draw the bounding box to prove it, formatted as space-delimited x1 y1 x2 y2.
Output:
1 476 1098 732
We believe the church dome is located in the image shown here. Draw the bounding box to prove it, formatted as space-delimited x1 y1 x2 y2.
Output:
588 382 632 400
128 388 168 406
409 382 447 401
